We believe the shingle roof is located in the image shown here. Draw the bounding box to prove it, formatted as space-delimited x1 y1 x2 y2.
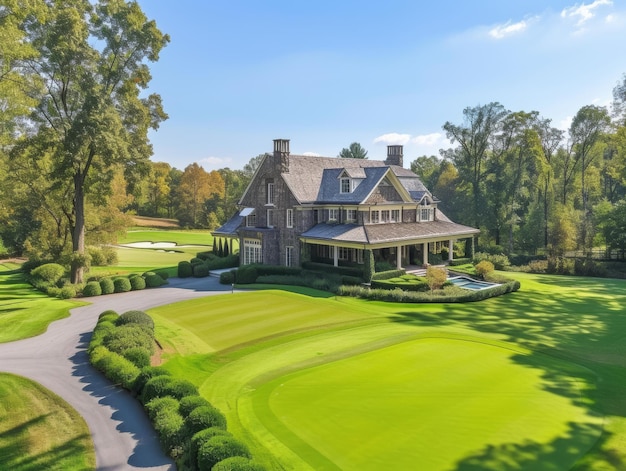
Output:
301 221 479 245
316 166 389 204
282 155 429 204
213 213 244 236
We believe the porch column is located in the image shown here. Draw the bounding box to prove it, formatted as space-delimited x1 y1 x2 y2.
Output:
448 239 454 262
396 245 402 269
333 246 339 267
422 242 428 265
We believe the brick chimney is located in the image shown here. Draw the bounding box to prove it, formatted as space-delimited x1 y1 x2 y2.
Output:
385 145 403 167
273 138 290 173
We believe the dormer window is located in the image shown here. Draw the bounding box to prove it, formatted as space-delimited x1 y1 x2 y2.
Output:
340 177 351 194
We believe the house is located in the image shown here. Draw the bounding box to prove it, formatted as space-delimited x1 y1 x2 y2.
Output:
213 139 479 274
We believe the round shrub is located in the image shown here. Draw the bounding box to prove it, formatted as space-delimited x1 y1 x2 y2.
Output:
153 408 184 453
58 285 76 299
89 321 116 351
129 275 146 291
190 428 232 469
179 395 211 416
116 310 155 330
184 405 227 437
145 396 181 421
193 263 209 278
212 456 266 471
132 366 172 396
98 309 119 321
46 286 61 297
103 324 155 356
31 263 65 284
190 257 204 265
113 277 132 293
83 281 102 297
99 278 115 294
145 273 165 288
121 347 152 369
154 270 169 280
197 435 250 471
142 375 175 403
178 261 193 278
475 260 495 279
219 270 235 285
89 345 110 365
164 378 198 400
93 348 140 390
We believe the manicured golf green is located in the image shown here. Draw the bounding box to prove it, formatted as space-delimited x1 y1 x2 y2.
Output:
149 273 626 470
118 229 214 246
0 373 95 470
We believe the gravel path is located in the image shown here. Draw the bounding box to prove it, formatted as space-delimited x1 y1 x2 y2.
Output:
0 276 233 470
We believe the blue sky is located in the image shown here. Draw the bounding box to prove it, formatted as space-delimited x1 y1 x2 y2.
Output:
140 0 626 171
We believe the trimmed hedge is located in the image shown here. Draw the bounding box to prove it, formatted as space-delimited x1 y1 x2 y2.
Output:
99 277 115 294
83 281 102 297
371 269 406 281
371 278 429 292
235 265 258 284
91 348 140 390
219 270 236 285
338 279 521 303
113 277 132 293
153 408 185 454
142 375 176 403
302 261 363 278
179 395 212 417
197 436 250 471
184 406 227 437
193 263 210 278
116 310 155 330
121 347 151 368
103 324 155 356
58 285 76 299
129 275 147 291
212 457 266 471
178 261 193 278
31 263 65 284
132 366 172 396
145 396 181 421
190 428 232 470
145 273 166 287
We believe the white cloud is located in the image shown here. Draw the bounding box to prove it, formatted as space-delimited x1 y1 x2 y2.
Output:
489 19 529 39
558 116 573 131
373 133 412 145
561 0 613 26
200 156 232 169
302 151 321 157
412 133 444 146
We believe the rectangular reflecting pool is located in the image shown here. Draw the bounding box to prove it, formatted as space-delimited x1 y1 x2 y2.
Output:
448 276 500 291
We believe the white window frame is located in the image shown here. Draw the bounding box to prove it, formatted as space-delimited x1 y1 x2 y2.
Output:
246 213 256 227
340 178 351 194
345 209 357 222
391 209 400 222
381 210 390 223
286 209 293 228
328 208 339 222
285 246 293 267
371 210 379 224
420 208 433 222
267 182 275 205
243 238 262 265
338 247 350 260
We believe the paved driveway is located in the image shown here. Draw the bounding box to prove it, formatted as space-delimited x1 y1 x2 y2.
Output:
0 276 233 470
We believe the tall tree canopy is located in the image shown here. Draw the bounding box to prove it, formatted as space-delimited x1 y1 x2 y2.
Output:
338 142 368 159
3 0 169 282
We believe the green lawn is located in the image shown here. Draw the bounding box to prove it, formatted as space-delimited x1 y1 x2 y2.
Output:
0 373 95 470
149 273 626 470
0 269 83 344
118 229 214 246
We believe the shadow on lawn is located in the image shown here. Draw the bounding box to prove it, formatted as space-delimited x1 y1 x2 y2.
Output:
389 275 626 470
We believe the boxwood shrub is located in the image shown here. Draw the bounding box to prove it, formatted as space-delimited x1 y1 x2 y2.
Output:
58 285 76 299
192 263 210 278
103 324 155 356
190 428 233 470
99 277 115 294
83 281 102 297
132 367 172 397
113 277 132 293
212 457 266 471
145 396 180 421
371 269 406 281
153 408 185 454
145 273 166 288
184 405 227 437
178 261 193 278
219 270 236 285
179 395 211 416
121 347 151 369
116 310 154 330
197 435 250 471
92 347 140 390
129 275 146 291
31 263 65 284
235 265 258 284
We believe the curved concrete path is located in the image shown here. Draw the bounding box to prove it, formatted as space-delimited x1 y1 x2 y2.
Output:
0 276 233 470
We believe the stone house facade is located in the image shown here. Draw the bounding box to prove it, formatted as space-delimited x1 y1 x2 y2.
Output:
214 139 479 270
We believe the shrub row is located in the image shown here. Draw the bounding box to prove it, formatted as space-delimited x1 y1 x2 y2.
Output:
472 252 511 270
88 309 264 470
371 269 407 281
301 261 363 278
178 254 239 279
338 279 520 303
370 278 430 292
82 271 167 297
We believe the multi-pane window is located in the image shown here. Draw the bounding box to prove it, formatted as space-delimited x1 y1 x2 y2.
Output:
339 247 351 260
370 210 379 224
345 209 357 222
340 178 351 193
420 208 433 221
267 183 275 205
285 246 293 267
328 208 339 222
243 239 262 265
246 213 256 227
391 209 400 222
381 210 390 223
267 209 274 228
286 209 294 228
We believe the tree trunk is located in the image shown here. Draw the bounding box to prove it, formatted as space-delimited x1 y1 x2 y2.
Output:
71 172 86 284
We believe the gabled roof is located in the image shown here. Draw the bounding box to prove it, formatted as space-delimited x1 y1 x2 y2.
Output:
281 155 429 204
316 166 388 204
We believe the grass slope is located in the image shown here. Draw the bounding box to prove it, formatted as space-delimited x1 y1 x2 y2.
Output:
0 373 95 471
148 274 626 470
0 270 83 344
